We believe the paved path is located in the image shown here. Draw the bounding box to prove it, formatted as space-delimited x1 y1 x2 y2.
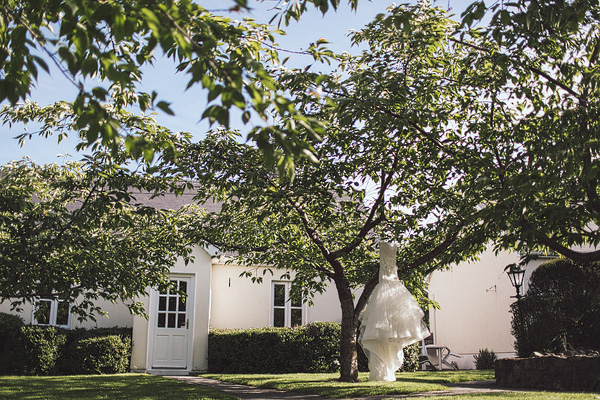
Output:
168 376 519 400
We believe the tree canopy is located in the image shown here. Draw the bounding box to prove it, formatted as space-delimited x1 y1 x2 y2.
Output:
0 158 195 320
0 0 354 173
166 3 491 381
455 0 600 263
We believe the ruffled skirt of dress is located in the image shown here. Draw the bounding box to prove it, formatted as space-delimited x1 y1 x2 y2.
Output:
359 281 430 381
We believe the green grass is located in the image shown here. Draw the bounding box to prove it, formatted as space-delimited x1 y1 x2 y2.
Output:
203 370 600 399
422 395 599 400
0 374 238 400
2 372 599 400
204 370 495 398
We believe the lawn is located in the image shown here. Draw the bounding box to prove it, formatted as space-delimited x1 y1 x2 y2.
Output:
0 374 237 400
204 370 600 399
1 372 599 400
204 370 496 398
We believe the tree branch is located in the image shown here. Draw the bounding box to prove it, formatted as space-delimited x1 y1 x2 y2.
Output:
520 218 600 263
450 37 584 103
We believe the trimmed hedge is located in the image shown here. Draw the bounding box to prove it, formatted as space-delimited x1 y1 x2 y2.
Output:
0 313 24 374
209 322 420 373
511 258 600 357
0 313 133 376
8 326 67 375
69 335 132 374
209 323 340 373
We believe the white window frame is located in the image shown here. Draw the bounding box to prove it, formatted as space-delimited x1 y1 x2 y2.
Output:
271 281 305 327
32 298 71 328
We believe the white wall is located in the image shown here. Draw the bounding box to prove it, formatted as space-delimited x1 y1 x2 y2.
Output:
0 297 134 329
427 248 547 369
209 262 346 329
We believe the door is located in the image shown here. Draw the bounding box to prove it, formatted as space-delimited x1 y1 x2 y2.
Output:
151 277 192 369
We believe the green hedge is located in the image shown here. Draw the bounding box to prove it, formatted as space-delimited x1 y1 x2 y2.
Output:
69 335 132 374
0 314 133 376
209 323 340 373
511 258 600 356
208 322 419 373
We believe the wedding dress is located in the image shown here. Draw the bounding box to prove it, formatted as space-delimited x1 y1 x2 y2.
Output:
358 242 430 381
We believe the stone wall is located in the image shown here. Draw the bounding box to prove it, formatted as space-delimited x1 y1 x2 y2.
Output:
496 356 600 391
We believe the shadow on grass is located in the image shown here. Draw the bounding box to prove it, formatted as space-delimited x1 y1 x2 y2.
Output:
204 370 496 398
0 374 238 400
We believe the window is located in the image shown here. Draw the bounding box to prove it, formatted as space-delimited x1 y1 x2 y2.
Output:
157 279 188 329
33 298 71 328
272 282 303 327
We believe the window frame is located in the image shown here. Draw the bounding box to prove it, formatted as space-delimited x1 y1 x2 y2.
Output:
271 281 305 327
32 298 71 328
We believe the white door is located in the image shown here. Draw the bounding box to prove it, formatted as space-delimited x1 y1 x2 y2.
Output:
151 277 193 369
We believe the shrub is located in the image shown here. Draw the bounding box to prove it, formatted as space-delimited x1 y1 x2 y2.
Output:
511 258 600 356
0 313 24 374
8 326 67 375
209 322 418 374
474 348 496 370
69 335 132 374
0 325 133 375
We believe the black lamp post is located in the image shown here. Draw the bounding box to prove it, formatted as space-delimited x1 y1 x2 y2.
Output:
507 264 526 299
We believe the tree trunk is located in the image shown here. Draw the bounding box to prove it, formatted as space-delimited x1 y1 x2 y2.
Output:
335 278 360 382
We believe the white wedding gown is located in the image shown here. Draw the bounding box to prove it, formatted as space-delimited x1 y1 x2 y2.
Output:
359 242 430 381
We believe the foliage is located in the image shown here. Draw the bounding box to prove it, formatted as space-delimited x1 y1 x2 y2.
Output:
208 322 341 373
68 335 131 375
0 313 24 374
454 0 600 263
0 374 239 400
0 0 353 174
6 326 68 375
176 2 487 381
0 159 196 320
474 348 497 370
0 325 133 376
0 312 23 346
511 258 600 357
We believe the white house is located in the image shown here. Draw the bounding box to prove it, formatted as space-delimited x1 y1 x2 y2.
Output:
1 241 551 373
0 185 558 372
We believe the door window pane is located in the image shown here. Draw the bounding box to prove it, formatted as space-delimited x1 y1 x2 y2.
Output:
168 296 177 311
168 313 176 328
158 313 166 328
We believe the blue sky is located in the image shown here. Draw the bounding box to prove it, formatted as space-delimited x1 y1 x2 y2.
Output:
0 0 475 165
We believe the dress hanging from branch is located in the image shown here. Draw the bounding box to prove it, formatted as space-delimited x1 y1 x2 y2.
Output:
359 242 430 381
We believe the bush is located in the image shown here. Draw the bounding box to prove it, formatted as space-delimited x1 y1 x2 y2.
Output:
8 326 68 375
0 313 24 374
511 258 600 356
474 348 496 370
0 325 132 375
68 335 132 374
209 322 418 374
209 325 322 373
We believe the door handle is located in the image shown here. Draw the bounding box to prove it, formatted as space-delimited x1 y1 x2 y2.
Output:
186 319 189 329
